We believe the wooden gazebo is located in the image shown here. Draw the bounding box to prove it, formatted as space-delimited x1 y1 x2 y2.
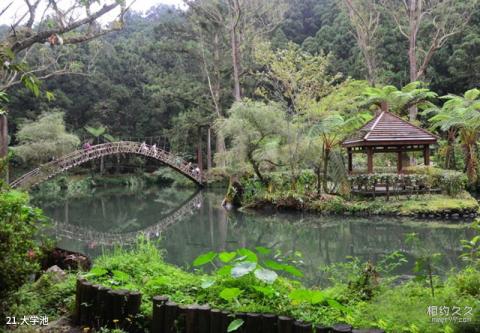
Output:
342 111 438 174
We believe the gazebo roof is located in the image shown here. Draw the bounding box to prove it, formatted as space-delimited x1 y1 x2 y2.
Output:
342 111 438 148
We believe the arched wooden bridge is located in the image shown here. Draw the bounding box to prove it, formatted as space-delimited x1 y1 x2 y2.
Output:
51 191 203 246
10 141 203 189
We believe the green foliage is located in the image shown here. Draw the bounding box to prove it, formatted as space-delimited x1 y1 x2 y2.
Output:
255 41 342 114
83 241 349 324
227 319 244 332
5 272 76 321
7 231 480 333
217 100 288 180
460 220 480 268
350 168 468 197
363 81 437 116
0 190 49 316
13 111 80 164
404 166 467 197
84 125 106 139
427 88 480 186
406 232 442 298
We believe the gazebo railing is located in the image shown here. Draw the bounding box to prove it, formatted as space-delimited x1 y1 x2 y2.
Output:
348 173 441 199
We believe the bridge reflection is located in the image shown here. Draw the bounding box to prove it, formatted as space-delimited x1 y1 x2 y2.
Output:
48 191 203 247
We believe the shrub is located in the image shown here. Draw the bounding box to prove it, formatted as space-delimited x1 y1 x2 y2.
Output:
5 272 76 320
0 190 49 316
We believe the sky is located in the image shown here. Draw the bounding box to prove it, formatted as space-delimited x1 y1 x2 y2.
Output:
0 0 185 26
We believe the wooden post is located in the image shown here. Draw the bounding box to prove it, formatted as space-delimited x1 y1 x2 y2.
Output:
347 148 353 173
245 313 262 333
261 314 277 333
397 151 403 173
109 289 128 327
152 296 169 333
185 305 198 333
197 305 211 333
80 282 95 326
96 286 110 329
332 323 353 332
125 291 142 321
424 144 430 166
278 316 294 333
74 278 86 324
163 301 178 333
220 311 231 332
315 325 331 333
210 309 222 333
293 321 312 332
235 313 248 333
367 147 373 174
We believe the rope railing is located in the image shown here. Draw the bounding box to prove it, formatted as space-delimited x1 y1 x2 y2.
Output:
10 141 203 189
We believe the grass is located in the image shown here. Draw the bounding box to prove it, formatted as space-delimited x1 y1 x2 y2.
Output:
6 240 480 333
248 191 479 217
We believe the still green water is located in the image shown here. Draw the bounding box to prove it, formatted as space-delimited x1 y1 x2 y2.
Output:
32 184 474 285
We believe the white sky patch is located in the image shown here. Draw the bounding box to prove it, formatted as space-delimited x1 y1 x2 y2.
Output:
0 0 185 27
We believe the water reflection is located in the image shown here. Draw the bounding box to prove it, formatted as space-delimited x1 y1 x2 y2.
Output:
34 185 474 286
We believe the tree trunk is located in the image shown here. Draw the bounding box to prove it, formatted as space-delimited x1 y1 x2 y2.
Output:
0 114 7 158
445 129 457 170
197 127 203 174
407 0 419 121
207 127 212 170
315 165 322 195
247 150 265 184
212 32 226 167
230 22 242 101
322 147 330 193
0 114 8 182
465 143 478 185
215 130 226 167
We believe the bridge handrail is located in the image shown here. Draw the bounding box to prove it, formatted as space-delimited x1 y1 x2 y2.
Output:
10 141 203 189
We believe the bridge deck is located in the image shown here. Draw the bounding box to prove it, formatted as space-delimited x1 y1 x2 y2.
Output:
10 141 203 189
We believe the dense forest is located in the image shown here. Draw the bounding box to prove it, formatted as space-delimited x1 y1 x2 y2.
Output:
2 0 480 166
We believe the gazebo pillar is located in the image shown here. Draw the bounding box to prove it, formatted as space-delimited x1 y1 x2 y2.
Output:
347 148 353 173
397 151 403 173
367 147 373 173
423 145 430 166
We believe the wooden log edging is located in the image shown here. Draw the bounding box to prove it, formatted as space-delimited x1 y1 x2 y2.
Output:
75 279 385 333
148 295 385 333
75 279 143 332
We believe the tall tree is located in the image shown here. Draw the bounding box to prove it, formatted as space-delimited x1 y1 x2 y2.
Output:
380 0 477 120
185 0 288 102
340 0 380 85
0 0 132 160
187 0 230 165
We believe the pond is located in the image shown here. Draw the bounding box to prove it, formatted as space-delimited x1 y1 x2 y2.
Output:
32 182 475 286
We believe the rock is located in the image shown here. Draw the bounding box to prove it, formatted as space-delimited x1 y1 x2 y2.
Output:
42 247 92 271
451 213 460 219
46 265 66 282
